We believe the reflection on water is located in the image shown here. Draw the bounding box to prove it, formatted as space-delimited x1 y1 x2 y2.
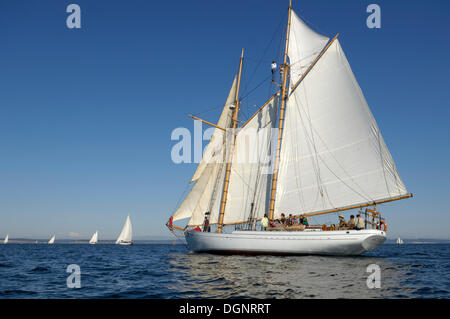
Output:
166 251 404 298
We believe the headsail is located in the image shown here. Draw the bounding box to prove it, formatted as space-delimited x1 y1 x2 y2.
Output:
172 77 237 225
274 39 407 217
116 216 132 244
191 77 237 183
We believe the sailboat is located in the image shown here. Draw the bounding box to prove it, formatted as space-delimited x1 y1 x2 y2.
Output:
4 235 8 244
89 231 99 244
396 237 404 245
116 215 133 245
167 1 412 256
48 235 55 244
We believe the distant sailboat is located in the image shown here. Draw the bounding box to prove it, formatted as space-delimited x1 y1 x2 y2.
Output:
4 235 8 244
48 235 55 244
396 237 404 245
89 231 99 244
116 216 133 245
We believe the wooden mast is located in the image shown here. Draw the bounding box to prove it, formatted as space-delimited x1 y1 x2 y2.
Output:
268 0 292 221
217 49 245 233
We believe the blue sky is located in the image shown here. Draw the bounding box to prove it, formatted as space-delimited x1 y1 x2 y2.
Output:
0 0 449 240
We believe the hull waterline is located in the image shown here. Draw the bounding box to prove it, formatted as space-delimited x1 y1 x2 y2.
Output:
185 229 386 256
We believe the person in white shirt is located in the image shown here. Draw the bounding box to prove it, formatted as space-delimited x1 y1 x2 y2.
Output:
271 61 277 80
355 213 365 230
261 214 269 231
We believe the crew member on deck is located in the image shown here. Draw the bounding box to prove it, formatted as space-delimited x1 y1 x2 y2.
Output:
338 215 348 230
355 213 365 230
348 215 356 229
261 214 269 231
203 213 210 232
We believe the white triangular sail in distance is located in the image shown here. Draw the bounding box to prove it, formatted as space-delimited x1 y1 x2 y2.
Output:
4 235 8 244
274 39 407 218
48 235 55 244
288 10 329 86
116 216 132 244
89 231 98 244
172 77 237 226
397 238 404 244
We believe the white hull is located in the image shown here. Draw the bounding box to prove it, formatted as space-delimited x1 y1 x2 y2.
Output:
185 229 386 256
117 241 133 246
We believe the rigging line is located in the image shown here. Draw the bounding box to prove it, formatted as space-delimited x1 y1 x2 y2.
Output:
292 85 374 203
241 11 287 98
293 84 327 205
171 181 193 215
294 11 330 40
240 74 273 101
292 91 373 204
375 125 392 198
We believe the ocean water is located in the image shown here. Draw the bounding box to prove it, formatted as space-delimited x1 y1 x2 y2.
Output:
0 243 448 299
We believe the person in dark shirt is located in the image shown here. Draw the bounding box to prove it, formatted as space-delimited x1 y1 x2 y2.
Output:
280 213 286 226
299 215 309 226
203 213 210 232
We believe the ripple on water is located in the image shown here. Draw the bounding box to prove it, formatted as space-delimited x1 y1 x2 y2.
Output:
0 243 448 298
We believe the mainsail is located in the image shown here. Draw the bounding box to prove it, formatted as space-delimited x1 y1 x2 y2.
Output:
48 235 55 244
89 231 98 244
4 235 8 244
274 37 407 217
116 216 132 244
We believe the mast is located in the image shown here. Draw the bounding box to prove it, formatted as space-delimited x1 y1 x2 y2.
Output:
217 49 245 233
268 0 292 221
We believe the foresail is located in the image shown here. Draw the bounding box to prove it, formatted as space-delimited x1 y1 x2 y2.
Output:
288 10 329 87
172 76 237 225
191 77 237 182
275 40 407 217
222 95 279 225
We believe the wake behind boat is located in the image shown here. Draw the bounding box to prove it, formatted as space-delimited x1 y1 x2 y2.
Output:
167 0 412 256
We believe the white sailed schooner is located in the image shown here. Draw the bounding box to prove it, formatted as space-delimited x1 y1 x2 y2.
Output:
396 238 404 245
48 235 55 244
167 1 412 256
116 215 133 245
89 231 99 244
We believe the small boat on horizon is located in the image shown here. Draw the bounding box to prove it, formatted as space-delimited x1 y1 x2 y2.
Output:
397 237 404 245
48 235 55 244
89 231 99 244
3 235 8 244
116 215 133 245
